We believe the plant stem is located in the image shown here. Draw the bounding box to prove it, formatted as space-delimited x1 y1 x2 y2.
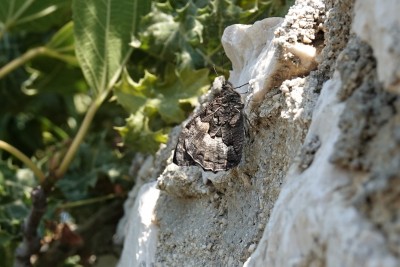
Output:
0 140 45 183
55 90 110 178
58 194 117 209
15 186 47 267
0 47 47 79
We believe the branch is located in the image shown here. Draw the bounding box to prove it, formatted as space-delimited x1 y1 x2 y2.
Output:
0 47 46 79
35 199 124 266
55 90 110 178
15 186 47 267
0 140 45 183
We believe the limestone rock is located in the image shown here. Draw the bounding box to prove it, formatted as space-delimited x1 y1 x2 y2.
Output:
117 0 400 266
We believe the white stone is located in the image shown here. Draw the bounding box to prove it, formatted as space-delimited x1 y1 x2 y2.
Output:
222 18 283 102
117 1 400 266
353 0 400 93
117 182 160 267
244 73 399 267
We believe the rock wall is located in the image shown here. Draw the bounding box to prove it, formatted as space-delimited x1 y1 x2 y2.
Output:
116 0 400 266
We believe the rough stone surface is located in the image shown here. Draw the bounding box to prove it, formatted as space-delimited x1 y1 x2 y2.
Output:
352 0 400 93
117 182 160 267
244 73 398 267
117 0 400 266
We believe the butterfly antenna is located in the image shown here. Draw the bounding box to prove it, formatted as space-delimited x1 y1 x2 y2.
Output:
212 64 219 76
234 82 249 93
235 82 249 89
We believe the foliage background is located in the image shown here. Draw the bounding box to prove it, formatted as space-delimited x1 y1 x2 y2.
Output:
0 0 292 266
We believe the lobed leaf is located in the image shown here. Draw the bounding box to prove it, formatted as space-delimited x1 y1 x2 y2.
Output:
138 0 206 68
114 66 209 153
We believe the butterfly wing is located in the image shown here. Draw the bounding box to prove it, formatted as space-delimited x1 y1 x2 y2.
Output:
173 82 244 172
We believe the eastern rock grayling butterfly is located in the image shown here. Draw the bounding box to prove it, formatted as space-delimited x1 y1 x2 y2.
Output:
173 76 246 172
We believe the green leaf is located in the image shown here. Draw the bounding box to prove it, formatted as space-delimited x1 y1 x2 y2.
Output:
114 65 209 153
115 113 169 154
138 0 206 68
45 21 78 66
56 132 131 201
0 230 13 246
26 58 88 95
72 0 151 94
115 66 209 123
114 70 156 115
23 22 87 95
0 230 17 267
0 0 71 36
135 0 277 72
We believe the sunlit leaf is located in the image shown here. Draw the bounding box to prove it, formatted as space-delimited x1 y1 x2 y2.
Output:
45 22 77 65
115 113 169 154
138 0 206 68
114 65 209 153
72 0 151 94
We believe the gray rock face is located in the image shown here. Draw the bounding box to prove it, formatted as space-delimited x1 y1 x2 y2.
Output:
117 0 400 266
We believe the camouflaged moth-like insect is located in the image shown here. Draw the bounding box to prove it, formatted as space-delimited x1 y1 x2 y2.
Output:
173 76 245 172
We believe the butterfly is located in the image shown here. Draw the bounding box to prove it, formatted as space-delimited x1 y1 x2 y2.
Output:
173 76 245 172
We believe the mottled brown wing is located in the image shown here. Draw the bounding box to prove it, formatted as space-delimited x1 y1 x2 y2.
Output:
173 81 244 172
173 117 200 167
